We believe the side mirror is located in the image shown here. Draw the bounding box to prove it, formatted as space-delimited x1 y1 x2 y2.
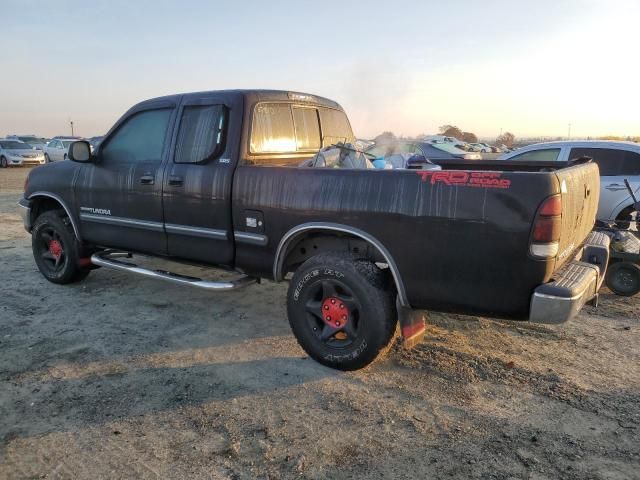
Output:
68 141 92 162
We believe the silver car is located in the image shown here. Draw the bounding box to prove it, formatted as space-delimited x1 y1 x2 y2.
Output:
0 139 46 167
43 138 78 162
500 140 640 223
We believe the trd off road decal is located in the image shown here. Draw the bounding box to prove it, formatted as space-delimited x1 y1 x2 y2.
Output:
416 171 511 189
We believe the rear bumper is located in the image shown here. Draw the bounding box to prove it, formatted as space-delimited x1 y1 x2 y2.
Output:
529 231 610 324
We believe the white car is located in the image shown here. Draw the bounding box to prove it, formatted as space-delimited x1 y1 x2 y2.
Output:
43 138 78 162
500 140 640 223
0 139 46 167
470 142 492 153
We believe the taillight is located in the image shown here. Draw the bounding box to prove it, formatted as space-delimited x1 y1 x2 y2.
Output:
530 194 561 258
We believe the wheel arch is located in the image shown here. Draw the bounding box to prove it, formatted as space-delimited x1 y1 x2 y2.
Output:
28 192 81 241
274 222 410 307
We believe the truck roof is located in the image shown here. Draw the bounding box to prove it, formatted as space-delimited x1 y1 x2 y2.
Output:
135 89 343 111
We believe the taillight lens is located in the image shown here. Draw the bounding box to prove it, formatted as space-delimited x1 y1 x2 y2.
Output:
530 194 562 258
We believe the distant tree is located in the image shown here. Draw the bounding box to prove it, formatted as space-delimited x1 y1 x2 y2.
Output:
374 131 396 144
462 131 478 143
496 132 516 148
439 125 463 140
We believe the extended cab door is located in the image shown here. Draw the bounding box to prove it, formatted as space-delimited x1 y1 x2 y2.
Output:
74 101 177 254
161 93 241 266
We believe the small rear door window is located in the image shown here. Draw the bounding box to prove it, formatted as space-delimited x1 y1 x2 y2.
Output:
174 104 226 164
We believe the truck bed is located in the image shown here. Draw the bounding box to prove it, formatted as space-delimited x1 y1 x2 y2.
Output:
233 161 600 319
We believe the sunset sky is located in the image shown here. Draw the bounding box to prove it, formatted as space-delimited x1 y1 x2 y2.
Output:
1 0 638 140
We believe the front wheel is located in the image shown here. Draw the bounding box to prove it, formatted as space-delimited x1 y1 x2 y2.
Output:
605 262 640 297
32 210 91 284
0 156 7 168
287 253 397 370
44 153 51 163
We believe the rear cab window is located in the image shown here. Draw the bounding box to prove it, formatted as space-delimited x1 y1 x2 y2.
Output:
248 102 354 165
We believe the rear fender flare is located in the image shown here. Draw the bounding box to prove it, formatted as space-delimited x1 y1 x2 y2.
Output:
273 222 410 307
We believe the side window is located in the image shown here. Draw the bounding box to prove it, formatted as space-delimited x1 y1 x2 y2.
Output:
250 103 296 154
318 108 355 146
622 151 640 175
569 148 626 176
101 109 172 164
174 104 226 164
509 149 561 162
292 107 321 151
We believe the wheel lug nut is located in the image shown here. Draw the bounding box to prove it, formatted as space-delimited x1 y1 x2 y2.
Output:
326 316 331 321
340 304 344 309
342 315 347 320
331 299 336 304
335 321 340 327
324 305 329 310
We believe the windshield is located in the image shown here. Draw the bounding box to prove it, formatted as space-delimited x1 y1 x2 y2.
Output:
0 141 28 149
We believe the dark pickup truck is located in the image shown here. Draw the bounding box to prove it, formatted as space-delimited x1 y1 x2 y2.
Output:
18 89 609 370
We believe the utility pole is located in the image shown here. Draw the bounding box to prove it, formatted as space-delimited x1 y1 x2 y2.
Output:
70 120 74 136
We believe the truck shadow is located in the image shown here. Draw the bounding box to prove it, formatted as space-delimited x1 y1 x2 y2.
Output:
1 355 337 448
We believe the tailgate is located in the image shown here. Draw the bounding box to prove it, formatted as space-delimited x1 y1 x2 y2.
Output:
554 162 600 267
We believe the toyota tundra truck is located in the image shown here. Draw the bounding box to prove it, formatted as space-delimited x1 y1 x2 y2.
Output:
18 89 609 370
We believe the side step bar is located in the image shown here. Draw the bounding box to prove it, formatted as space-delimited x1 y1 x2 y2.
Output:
91 250 257 291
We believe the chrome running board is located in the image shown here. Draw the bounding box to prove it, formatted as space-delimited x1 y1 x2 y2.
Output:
91 250 256 291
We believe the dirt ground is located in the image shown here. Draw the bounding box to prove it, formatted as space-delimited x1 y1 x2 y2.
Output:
1 166 639 479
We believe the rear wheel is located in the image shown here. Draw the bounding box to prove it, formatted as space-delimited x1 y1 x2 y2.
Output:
0 156 7 168
44 153 51 163
287 252 397 370
605 261 640 296
32 210 91 284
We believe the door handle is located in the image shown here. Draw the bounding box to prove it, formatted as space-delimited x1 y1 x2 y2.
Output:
140 174 155 185
168 175 184 186
605 184 627 191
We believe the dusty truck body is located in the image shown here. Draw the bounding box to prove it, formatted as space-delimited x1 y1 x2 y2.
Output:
18 90 609 370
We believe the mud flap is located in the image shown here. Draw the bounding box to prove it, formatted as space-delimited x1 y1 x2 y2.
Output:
397 299 426 349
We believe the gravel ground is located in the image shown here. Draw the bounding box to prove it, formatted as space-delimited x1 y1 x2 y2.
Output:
1 166 639 479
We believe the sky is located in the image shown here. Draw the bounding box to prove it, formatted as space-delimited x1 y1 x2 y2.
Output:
1 0 638 140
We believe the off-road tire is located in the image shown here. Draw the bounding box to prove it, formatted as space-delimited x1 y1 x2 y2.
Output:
32 210 91 284
287 252 397 370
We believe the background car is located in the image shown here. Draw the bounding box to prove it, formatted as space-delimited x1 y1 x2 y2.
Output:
500 140 640 223
470 142 492 153
367 139 482 163
6 135 49 150
0 139 45 167
43 138 80 162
